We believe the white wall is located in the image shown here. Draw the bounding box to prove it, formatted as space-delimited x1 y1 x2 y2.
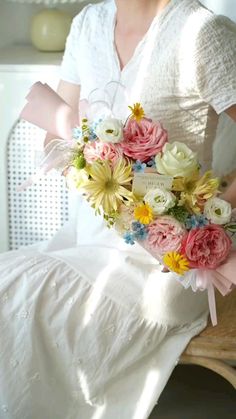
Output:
200 0 236 21
0 0 235 50
0 1 99 49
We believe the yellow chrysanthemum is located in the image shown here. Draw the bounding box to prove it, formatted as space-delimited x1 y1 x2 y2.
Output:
134 203 153 224
128 103 145 122
83 159 133 215
193 171 219 200
163 252 190 275
172 170 200 192
173 171 219 214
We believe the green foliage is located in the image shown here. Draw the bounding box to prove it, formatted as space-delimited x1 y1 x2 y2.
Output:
225 223 236 235
167 205 189 223
73 154 86 170
103 212 117 228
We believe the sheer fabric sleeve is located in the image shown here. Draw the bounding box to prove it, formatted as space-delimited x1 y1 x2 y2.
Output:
195 15 236 115
60 6 89 85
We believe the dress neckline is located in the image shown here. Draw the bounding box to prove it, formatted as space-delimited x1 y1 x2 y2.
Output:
109 0 180 75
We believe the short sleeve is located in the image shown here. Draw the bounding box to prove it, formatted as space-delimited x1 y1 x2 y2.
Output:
195 15 236 114
60 6 89 85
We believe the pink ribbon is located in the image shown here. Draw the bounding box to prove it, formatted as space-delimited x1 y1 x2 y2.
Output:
196 250 236 326
20 82 75 141
17 138 78 191
18 82 80 191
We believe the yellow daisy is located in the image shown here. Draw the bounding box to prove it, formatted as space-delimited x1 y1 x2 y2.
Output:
83 159 133 215
163 252 190 275
128 103 145 122
134 203 153 224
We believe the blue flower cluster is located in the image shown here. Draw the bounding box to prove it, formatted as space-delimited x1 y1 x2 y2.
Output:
72 126 83 140
123 222 148 245
132 160 146 173
123 232 135 245
72 119 101 142
91 118 103 140
185 214 209 230
132 221 148 240
132 157 157 172
89 130 98 141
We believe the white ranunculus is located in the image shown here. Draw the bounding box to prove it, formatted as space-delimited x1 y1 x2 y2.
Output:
144 187 176 215
114 204 134 235
155 141 198 177
66 167 89 191
204 197 232 225
95 118 124 143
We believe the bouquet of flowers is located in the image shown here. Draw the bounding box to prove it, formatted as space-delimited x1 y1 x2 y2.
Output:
20 82 236 325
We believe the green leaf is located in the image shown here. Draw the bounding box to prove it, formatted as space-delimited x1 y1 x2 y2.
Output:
225 223 236 233
167 205 189 223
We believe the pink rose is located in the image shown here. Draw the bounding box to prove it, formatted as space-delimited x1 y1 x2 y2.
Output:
84 141 123 165
181 225 232 269
121 118 168 162
145 216 186 256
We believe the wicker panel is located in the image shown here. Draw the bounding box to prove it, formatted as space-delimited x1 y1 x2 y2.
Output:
182 290 236 360
7 120 69 249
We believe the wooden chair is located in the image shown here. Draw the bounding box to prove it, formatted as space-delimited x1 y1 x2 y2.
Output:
180 289 236 389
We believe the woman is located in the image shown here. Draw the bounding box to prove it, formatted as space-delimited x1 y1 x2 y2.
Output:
1 0 236 418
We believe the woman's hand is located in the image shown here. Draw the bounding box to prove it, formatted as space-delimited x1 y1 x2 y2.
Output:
223 106 236 208
221 176 236 209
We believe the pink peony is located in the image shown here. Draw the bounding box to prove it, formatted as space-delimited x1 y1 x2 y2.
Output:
145 216 186 256
121 117 168 162
84 141 123 165
181 225 232 269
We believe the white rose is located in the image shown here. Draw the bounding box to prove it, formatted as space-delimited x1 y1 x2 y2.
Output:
155 141 198 177
204 197 232 225
144 187 176 215
96 118 124 143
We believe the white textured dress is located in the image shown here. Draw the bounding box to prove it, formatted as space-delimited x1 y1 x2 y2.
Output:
1 1 236 418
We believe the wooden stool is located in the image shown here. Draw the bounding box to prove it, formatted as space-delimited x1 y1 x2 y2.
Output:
180 289 236 389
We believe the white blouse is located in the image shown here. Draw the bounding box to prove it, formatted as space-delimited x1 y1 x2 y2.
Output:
61 0 236 171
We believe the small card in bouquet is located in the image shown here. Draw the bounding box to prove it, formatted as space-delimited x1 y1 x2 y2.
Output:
132 172 173 197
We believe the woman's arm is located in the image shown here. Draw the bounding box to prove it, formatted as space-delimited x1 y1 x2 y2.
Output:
225 104 236 122
44 80 80 147
222 177 236 208
221 105 236 206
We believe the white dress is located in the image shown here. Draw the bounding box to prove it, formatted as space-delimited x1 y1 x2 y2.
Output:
1 1 236 418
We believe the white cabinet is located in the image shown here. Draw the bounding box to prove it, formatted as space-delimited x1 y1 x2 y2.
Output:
0 45 69 253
